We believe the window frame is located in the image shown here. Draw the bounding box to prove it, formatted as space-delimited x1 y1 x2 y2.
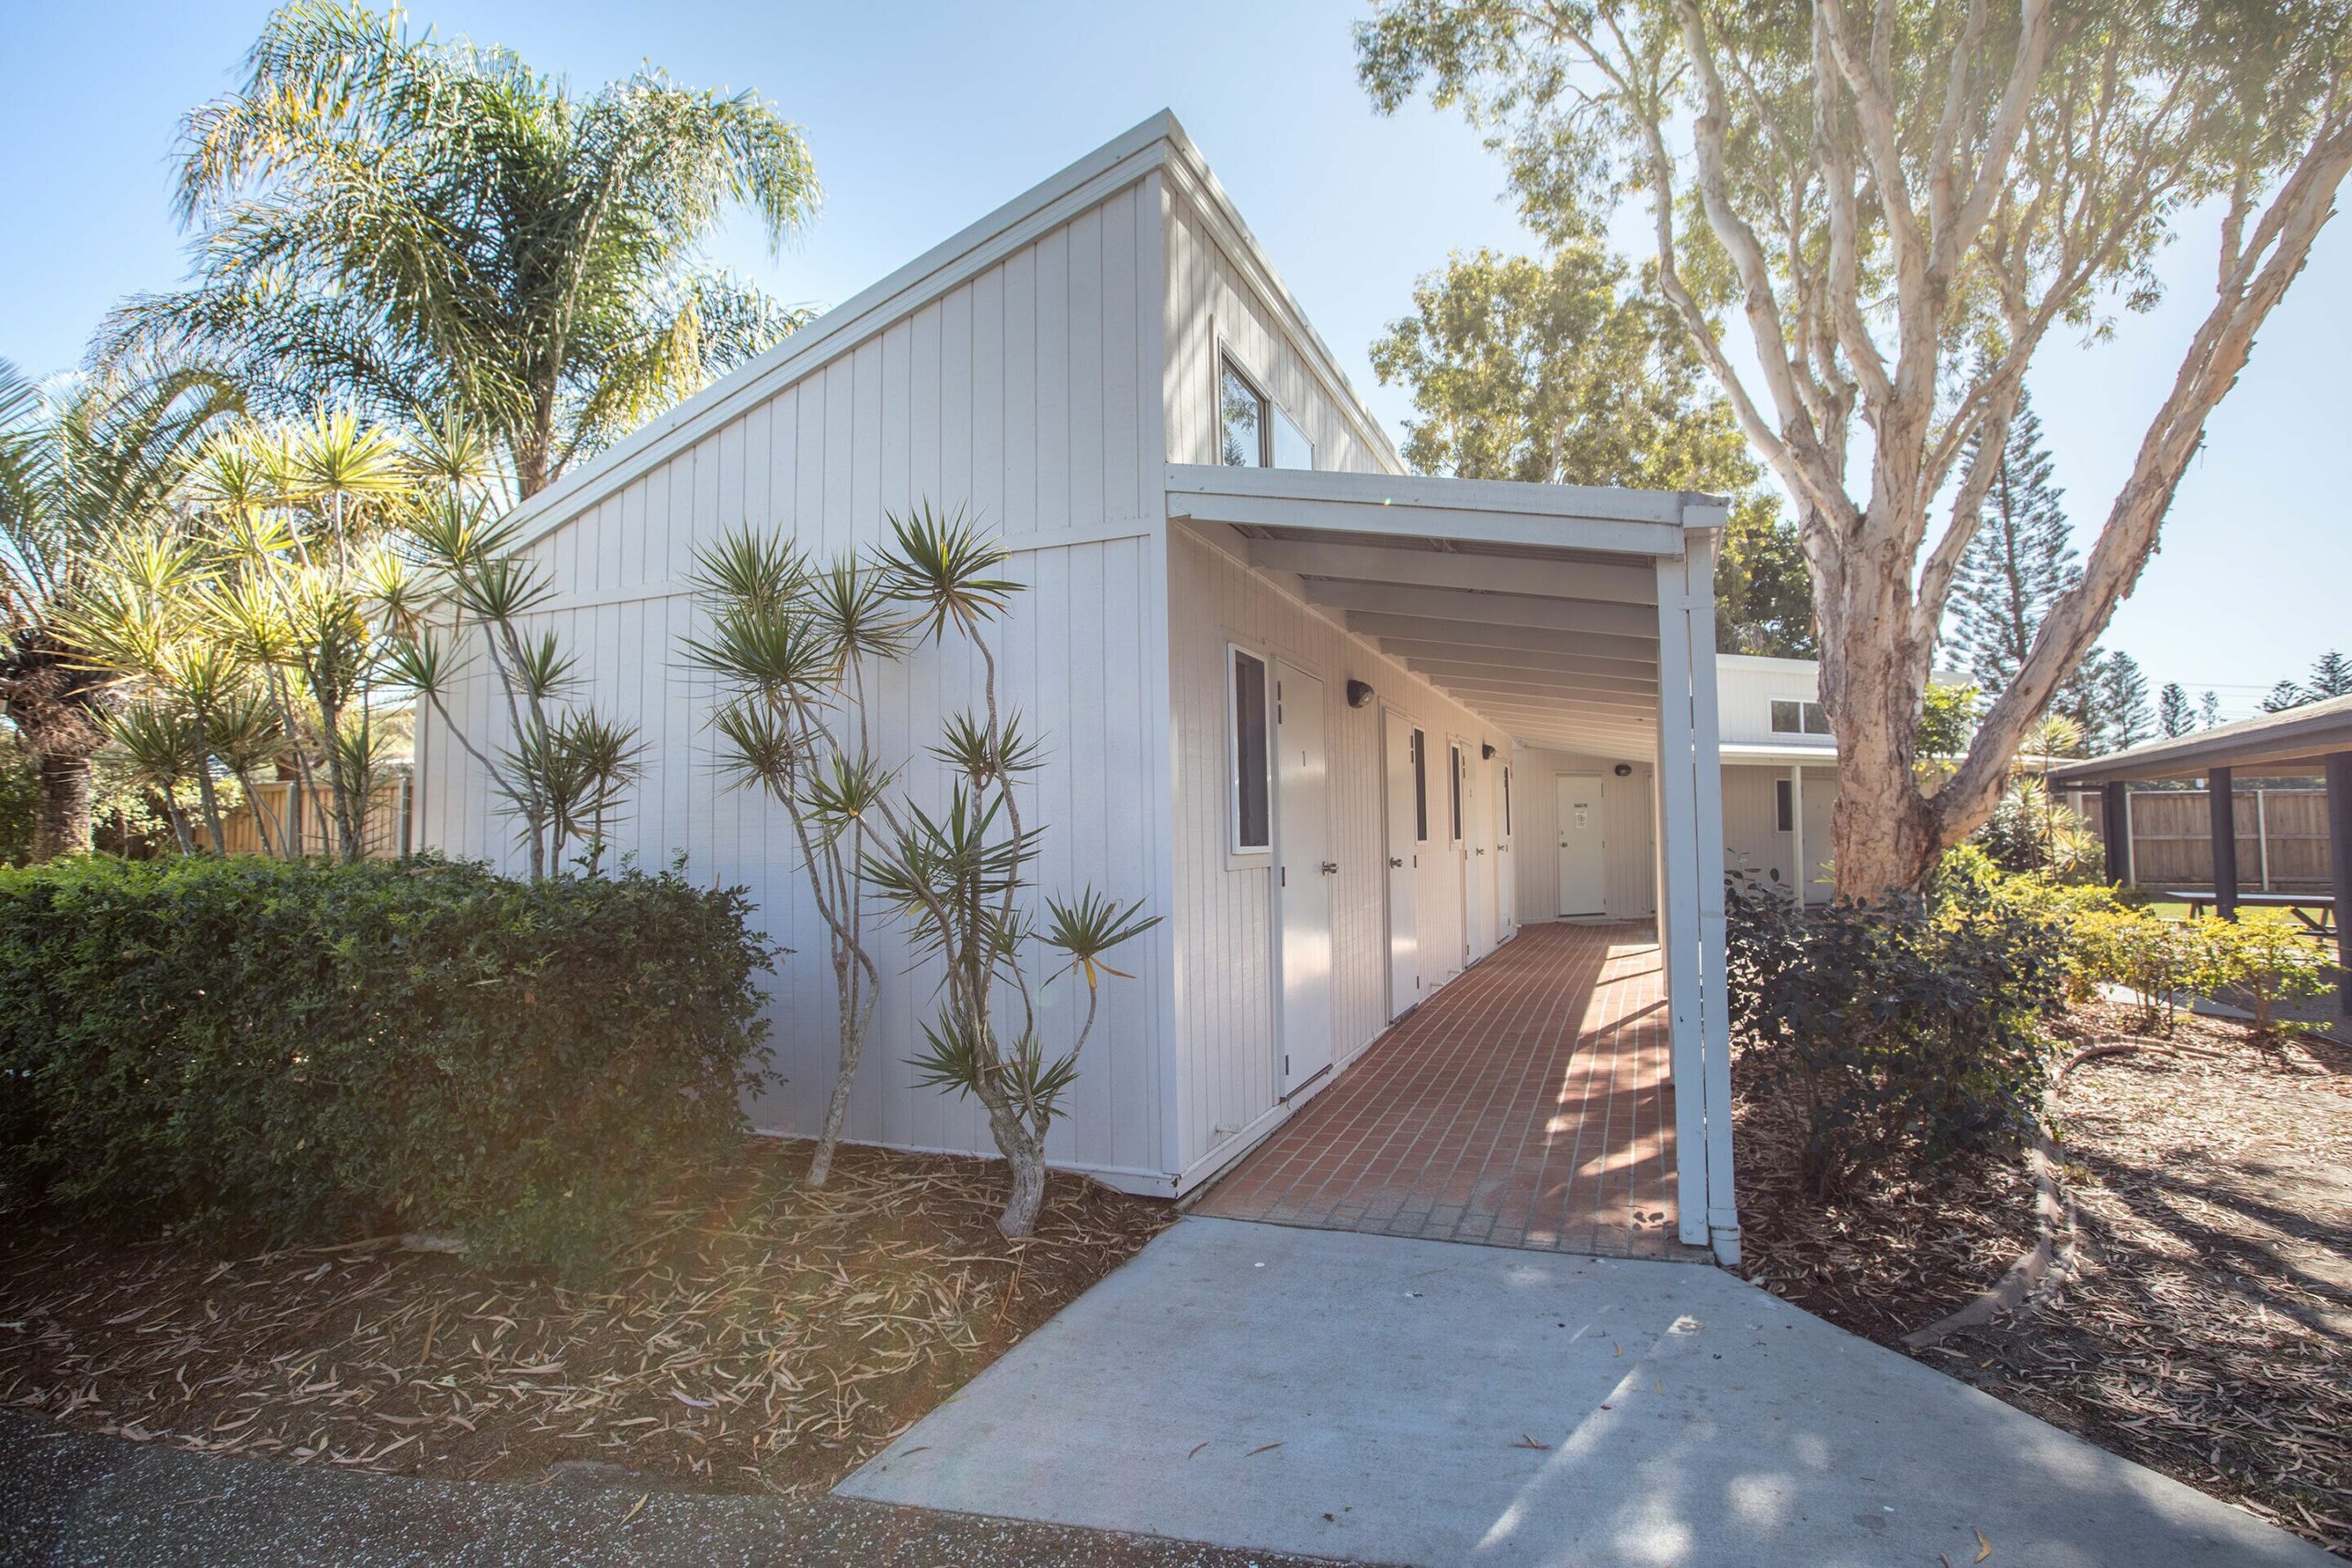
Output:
1226 640 1274 858
1218 353 1269 469
1411 726 1429 845
1447 740 1466 845
1216 343 1316 471
1769 695 1833 737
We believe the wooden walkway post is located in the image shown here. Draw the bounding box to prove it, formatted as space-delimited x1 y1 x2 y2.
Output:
2209 767 2239 919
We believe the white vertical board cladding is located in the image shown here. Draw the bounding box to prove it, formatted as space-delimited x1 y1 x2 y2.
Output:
1718 763 1843 898
1159 179 1396 478
1510 747 1659 922
1166 524 1505 1181
415 177 1175 1187
1716 655 1838 749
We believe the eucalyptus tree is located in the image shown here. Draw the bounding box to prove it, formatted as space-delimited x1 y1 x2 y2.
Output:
1362 0 2352 895
108 0 820 500
0 358 241 859
1372 241 1815 655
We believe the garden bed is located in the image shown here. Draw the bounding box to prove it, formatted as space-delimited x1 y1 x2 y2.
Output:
1738 1005 2352 1559
0 1142 1172 1495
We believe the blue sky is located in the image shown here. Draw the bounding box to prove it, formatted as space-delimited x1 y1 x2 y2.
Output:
6 0 2340 715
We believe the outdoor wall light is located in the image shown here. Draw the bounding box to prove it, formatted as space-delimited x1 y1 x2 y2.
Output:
1613 762 1634 776
1346 679 1376 709
1480 742 1498 760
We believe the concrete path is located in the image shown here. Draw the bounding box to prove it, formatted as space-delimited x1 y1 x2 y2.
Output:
840 1217 2333 1568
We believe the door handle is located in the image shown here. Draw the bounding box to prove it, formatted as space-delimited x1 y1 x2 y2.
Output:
1387 856 1404 868
1319 861 1340 874
1475 847 1486 855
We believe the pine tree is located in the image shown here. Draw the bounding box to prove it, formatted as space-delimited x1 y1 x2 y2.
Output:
2157 682 2195 737
2307 649 2352 699
2199 691 2223 728
1946 390 2078 694
2099 653 2154 750
2261 679 2307 714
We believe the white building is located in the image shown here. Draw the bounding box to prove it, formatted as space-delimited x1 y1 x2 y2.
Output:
416 113 1751 1262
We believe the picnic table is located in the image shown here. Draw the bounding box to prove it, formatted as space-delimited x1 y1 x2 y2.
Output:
2169 889 2337 937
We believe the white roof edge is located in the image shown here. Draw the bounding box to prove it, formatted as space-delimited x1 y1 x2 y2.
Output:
1166 461 1702 528
503 110 1187 551
1716 653 1821 674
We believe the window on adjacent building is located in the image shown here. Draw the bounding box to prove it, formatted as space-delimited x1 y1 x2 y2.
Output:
1230 647 1272 852
1220 358 1266 468
1770 698 1833 736
1501 764 1512 837
1411 727 1429 843
1448 743 1465 843
1775 778 1794 832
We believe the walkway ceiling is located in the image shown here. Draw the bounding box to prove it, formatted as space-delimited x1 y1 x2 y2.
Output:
1168 464 1725 761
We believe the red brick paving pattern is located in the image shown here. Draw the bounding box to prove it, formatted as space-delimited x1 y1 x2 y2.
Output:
1194 922 1699 1260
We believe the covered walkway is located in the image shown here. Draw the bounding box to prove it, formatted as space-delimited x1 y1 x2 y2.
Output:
1195 922 1693 1260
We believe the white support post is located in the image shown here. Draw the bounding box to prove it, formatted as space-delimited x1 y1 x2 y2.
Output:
1654 540 1736 1263
1789 765 1805 906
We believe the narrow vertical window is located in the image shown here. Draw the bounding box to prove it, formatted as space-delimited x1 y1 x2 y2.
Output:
1230 647 1271 852
1775 778 1794 832
1449 744 1464 843
1271 405 1315 470
1502 765 1512 837
1411 728 1428 842
1220 358 1267 468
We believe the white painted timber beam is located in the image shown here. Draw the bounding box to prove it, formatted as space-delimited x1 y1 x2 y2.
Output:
1370 638 1659 677
1350 611 1657 656
1302 580 1663 636
1429 683 1659 716
1248 539 1658 605
1390 654 1659 691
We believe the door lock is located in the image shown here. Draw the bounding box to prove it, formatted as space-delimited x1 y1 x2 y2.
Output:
1319 861 1340 874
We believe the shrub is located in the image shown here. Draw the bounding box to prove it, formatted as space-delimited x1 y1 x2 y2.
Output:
0 855 773 1272
1725 869 2067 1200
2065 907 2196 1030
2188 912 2334 1035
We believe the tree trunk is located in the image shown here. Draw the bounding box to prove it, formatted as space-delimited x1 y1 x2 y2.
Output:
1815 536 1945 901
32 751 95 863
993 1109 1049 1240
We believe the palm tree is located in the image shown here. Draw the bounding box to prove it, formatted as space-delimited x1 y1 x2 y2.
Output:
0 359 241 860
107 1 820 500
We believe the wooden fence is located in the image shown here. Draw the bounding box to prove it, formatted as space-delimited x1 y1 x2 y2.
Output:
220 772 413 860
2073 787 2333 891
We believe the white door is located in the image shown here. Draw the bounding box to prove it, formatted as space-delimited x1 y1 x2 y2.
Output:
1382 713 1420 1021
1555 773 1606 916
1465 751 1496 960
1277 667 1334 1095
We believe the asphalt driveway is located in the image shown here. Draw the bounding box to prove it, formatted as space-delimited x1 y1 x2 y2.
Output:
839 1216 2333 1567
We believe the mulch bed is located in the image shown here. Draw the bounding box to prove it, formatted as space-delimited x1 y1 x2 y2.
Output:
1737 1004 2352 1559
0 1141 1173 1495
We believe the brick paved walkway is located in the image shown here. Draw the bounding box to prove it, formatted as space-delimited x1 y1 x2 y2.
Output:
1194 921 1696 1259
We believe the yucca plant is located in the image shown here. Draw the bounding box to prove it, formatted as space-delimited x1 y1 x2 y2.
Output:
687 526 906 1186
863 503 1158 1237
382 471 639 879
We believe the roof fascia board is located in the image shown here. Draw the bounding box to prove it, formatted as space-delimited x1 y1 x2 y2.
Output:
1167 466 1690 556
503 112 1182 552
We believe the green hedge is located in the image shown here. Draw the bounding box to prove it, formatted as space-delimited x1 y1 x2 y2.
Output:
0 854 773 1272
1725 861 2068 1200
